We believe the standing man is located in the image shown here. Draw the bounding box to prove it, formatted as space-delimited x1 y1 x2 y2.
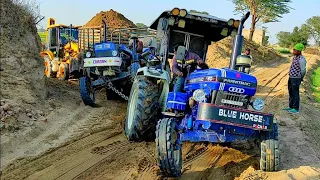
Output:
283 43 307 114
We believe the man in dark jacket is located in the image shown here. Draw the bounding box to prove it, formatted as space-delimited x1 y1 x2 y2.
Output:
283 43 307 114
172 45 204 92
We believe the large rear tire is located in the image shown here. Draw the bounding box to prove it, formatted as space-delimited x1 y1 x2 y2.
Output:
125 75 160 141
156 118 182 177
79 76 95 106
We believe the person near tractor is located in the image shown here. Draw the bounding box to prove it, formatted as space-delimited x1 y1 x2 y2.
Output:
283 43 307 114
242 48 253 62
130 39 144 53
136 39 144 53
172 44 205 92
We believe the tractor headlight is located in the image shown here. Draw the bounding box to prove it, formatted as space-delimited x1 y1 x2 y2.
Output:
252 98 264 111
179 9 187 17
192 89 206 102
86 51 92 58
112 50 118 56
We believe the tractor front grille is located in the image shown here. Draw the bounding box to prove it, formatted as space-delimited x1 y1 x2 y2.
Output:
213 91 250 109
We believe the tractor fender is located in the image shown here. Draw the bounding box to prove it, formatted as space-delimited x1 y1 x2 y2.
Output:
136 66 171 82
40 50 54 61
136 66 170 111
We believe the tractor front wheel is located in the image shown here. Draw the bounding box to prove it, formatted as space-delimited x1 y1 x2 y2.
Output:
156 118 182 177
79 76 95 106
125 75 160 141
44 56 55 78
58 63 69 80
260 123 279 171
260 139 279 171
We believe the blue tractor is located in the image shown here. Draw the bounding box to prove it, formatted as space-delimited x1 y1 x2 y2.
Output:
79 20 157 105
125 8 279 177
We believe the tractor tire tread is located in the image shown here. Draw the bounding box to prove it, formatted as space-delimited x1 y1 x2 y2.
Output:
79 76 95 106
125 75 160 141
156 118 182 177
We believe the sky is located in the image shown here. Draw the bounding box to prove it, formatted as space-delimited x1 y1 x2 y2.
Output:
36 0 320 44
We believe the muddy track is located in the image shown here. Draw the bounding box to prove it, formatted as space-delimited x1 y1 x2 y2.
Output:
2 54 320 180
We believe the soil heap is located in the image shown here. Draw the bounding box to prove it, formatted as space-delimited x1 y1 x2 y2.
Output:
206 37 282 68
84 9 136 28
0 0 46 132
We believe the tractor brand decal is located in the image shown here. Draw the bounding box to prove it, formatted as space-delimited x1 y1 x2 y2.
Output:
218 109 263 123
238 112 263 123
223 78 251 87
236 73 241 78
193 16 218 23
218 109 237 119
228 87 245 93
197 103 273 130
221 99 243 106
253 124 268 130
93 60 108 64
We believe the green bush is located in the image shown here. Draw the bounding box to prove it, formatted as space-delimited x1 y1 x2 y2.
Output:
274 47 291 54
311 67 320 102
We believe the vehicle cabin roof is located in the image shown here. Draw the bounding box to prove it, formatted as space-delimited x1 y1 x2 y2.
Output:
150 10 238 42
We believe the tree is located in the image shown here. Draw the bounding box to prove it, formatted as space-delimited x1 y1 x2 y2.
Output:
135 23 147 28
289 26 308 46
277 31 291 47
189 10 209 15
263 36 269 45
231 0 292 41
277 26 309 48
305 16 320 46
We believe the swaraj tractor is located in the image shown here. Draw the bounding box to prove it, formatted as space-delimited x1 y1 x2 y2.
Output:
125 8 279 177
40 18 82 80
79 20 158 105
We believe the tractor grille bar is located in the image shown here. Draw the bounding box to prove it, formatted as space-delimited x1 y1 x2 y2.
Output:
214 91 250 109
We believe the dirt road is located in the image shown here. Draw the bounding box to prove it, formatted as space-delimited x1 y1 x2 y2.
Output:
2 54 320 180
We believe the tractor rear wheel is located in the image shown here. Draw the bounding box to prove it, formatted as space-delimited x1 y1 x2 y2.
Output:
58 63 69 80
125 75 160 141
79 76 95 106
156 118 182 177
44 56 55 78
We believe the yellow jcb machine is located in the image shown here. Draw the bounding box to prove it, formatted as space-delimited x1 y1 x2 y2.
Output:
40 18 83 80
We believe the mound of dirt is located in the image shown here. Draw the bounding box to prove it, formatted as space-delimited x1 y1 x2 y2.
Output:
84 9 136 28
304 47 320 55
206 37 282 68
0 0 46 132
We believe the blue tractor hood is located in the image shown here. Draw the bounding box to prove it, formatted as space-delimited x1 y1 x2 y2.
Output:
185 68 258 96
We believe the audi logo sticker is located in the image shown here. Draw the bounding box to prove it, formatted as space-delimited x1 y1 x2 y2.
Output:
228 87 245 93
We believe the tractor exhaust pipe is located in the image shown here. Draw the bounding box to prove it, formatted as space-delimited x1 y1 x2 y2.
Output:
229 12 250 70
102 20 107 42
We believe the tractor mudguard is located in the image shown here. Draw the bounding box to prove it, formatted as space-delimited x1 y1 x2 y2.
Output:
136 66 171 112
136 66 171 82
40 50 54 60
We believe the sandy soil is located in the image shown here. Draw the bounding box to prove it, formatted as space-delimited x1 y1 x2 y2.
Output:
1 54 320 180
